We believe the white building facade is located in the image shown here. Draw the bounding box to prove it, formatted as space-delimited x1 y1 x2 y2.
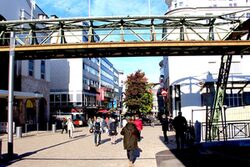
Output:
163 1 250 123
165 0 250 11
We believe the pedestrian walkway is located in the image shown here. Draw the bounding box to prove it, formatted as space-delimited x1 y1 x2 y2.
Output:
0 126 177 167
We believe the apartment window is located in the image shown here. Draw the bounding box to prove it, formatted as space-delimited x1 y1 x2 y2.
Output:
50 94 55 103
225 93 242 107
28 60 34 76
55 94 61 103
41 60 45 79
61 94 67 102
243 92 250 105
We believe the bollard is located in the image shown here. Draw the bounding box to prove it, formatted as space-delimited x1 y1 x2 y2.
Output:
16 126 22 138
52 124 56 133
46 122 49 131
37 123 39 133
25 123 28 133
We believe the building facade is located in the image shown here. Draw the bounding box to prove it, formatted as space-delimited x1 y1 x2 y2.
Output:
0 0 50 130
165 0 250 11
162 1 250 122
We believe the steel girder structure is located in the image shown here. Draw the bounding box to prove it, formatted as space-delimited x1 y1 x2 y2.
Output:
1 11 250 59
205 14 250 141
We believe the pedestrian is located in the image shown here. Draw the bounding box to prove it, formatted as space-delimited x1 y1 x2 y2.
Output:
61 117 68 134
93 117 102 146
172 111 187 150
161 114 169 143
121 117 140 167
87 117 93 129
134 115 143 141
67 118 75 138
109 117 118 144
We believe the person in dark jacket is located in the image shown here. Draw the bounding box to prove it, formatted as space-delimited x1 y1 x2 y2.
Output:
121 118 140 167
161 114 169 143
109 117 118 144
173 111 187 150
61 117 68 134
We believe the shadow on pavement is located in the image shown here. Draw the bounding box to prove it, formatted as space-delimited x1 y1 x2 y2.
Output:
115 137 123 144
156 134 250 167
0 134 89 166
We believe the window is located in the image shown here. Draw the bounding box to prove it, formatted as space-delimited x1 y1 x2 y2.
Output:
28 60 34 76
243 92 250 105
55 94 61 102
41 60 45 79
50 94 55 103
225 93 242 107
61 94 67 102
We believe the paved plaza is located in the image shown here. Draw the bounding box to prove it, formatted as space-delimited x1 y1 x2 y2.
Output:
0 125 180 167
1 125 250 167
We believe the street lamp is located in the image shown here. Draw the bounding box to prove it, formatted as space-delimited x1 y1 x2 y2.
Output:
88 0 91 17
148 0 151 16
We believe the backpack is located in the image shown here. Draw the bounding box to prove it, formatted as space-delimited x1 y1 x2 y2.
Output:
94 122 101 132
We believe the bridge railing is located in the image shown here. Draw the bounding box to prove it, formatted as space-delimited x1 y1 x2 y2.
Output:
200 120 250 142
1 10 250 46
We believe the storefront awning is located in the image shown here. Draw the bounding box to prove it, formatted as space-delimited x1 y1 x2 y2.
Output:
0 89 43 99
98 109 109 113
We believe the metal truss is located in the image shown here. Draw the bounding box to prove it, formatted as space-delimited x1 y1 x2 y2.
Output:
0 11 250 59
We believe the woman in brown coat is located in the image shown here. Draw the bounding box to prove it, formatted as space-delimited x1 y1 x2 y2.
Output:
121 118 140 167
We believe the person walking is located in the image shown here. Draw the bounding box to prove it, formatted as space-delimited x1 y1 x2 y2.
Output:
93 117 102 146
134 115 143 141
121 118 140 167
172 111 187 150
61 117 68 134
109 117 118 144
87 117 93 132
67 118 75 138
161 114 169 143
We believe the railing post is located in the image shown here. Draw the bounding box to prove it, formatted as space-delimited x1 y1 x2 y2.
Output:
37 123 39 133
88 20 94 42
150 19 156 41
120 19 124 42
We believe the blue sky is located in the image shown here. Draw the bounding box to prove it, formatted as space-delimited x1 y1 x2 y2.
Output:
36 0 168 83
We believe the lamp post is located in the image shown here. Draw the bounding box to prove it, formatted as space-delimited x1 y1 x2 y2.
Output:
88 0 91 17
7 32 15 158
148 0 151 16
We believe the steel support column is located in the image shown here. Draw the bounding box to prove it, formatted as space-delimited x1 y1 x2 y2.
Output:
7 32 15 158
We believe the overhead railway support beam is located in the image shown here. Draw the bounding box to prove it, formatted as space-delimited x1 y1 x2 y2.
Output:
206 15 250 141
